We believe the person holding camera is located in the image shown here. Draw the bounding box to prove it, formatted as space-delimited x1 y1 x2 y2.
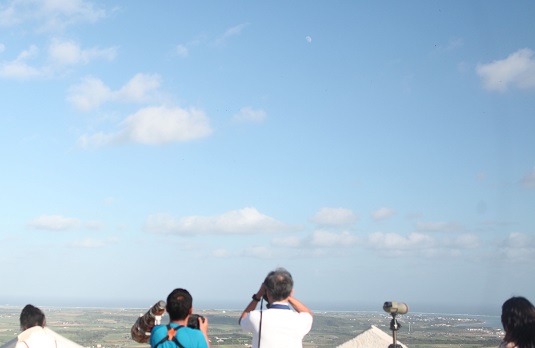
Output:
150 288 210 348
239 267 313 348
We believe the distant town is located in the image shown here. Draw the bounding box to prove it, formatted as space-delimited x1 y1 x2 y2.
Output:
0 305 504 348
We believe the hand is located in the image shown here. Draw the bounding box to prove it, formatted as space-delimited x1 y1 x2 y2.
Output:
199 316 208 334
256 283 267 298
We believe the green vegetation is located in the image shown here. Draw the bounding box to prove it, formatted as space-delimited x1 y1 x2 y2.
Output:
0 307 503 347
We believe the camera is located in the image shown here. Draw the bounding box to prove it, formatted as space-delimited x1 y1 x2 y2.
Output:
383 301 409 315
262 278 270 304
187 314 205 329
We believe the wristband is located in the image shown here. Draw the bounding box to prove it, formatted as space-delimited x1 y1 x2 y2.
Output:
252 294 261 302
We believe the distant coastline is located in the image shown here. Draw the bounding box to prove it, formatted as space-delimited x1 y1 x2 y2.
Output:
1 302 502 330
2 300 501 314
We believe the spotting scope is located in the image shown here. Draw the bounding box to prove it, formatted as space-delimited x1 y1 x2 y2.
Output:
383 301 409 315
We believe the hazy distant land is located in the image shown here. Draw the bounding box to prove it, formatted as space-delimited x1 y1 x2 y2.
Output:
0 306 503 348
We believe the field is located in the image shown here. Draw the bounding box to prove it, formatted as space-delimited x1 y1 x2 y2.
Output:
0 306 504 347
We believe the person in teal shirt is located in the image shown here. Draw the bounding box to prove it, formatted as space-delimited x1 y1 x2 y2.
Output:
150 288 209 348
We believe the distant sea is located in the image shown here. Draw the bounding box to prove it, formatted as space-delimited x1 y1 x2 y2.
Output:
305 301 501 316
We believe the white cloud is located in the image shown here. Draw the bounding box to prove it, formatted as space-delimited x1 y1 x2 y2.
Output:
367 232 434 251
70 238 104 248
84 220 103 230
214 23 249 46
222 23 248 39
77 131 121 149
450 234 480 249
0 40 115 80
270 230 360 250
69 236 118 248
497 232 535 261
502 232 535 248
71 74 172 147
0 44 47 79
77 105 212 148
415 221 461 233
67 76 112 111
103 197 115 206
144 207 289 235
0 3 18 26
434 38 463 52
68 73 161 111
476 48 535 92
0 0 107 31
271 236 302 247
176 44 188 58
364 232 482 259
48 39 116 65
232 107 267 123
445 38 463 51
122 105 212 144
371 207 395 221
16 45 38 60
310 207 357 226
29 214 80 231
309 230 358 247
265 228 479 259
212 248 232 258
520 168 535 189
0 59 43 78
242 245 274 259
115 73 161 103
174 35 206 58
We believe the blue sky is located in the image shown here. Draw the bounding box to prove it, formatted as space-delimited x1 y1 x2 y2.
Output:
1 0 534 315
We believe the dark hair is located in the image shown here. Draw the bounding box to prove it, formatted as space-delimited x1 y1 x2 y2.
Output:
501 296 535 348
264 267 293 302
166 288 193 321
20 304 45 330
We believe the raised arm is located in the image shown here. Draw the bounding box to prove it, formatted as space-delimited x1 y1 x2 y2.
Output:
239 283 266 323
288 296 313 316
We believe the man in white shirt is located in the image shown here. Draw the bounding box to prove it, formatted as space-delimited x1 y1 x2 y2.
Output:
239 268 313 348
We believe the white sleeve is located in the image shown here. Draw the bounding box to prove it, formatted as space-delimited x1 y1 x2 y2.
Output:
240 310 260 333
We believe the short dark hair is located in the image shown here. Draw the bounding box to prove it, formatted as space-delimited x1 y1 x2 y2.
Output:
20 304 45 330
264 267 293 301
501 296 535 347
166 288 193 321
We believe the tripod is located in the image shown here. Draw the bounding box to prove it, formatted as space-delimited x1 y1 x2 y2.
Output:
388 312 402 348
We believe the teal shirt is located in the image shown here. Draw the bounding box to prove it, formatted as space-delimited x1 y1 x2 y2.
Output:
150 324 208 348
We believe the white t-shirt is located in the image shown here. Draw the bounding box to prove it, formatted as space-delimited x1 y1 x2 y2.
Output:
240 303 313 348
16 326 57 348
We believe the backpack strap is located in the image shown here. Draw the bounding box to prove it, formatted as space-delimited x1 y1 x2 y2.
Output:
155 324 185 348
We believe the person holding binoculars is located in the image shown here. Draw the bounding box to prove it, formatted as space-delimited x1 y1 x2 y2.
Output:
239 267 313 348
